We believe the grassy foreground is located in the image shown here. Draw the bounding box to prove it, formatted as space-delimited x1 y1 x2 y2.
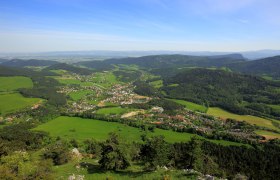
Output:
54 159 197 180
35 116 245 146
207 107 279 130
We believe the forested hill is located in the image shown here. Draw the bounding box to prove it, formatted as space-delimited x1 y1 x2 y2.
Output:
0 65 55 77
44 63 94 75
162 68 280 117
227 55 280 79
105 54 245 68
77 54 245 69
0 59 59 67
75 60 114 71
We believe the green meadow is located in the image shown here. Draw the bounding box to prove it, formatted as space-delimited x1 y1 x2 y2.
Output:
96 107 131 115
149 80 163 88
255 130 280 139
54 159 197 180
91 72 119 88
207 107 279 130
167 98 208 112
0 93 41 115
268 104 280 114
56 78 94 86
0 76 33 92
35 116 245 146
69 90 93 101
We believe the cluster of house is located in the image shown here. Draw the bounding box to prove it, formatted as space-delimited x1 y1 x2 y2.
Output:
68 102 96 113
103 84 150 105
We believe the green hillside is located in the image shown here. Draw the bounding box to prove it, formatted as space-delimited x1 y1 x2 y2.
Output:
162 68 280 117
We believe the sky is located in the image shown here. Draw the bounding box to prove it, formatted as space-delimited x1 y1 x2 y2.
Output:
0 0 280 53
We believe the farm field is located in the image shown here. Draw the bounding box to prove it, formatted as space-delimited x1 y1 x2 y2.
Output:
207 107 279 130
91 72 119 88
0 76 33 91
96 107 130 115
56 78 94 86
268 104 280 113
167 98 208 112
56 78 82 85
255 130 280 140
69 90 93 101
149 80 163 88
0 93 41 115
35 116 245 146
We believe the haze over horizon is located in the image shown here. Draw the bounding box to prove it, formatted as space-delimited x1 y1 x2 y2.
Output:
1 0 280 53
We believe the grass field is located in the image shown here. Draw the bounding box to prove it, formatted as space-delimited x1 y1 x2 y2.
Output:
91 72 119 88
56 78 82 85
255 130 280 140
56 78 94 87
0 93 41 115
54 159 197 180
167 99 208 112
0 76 33 92
268 104 280 114
35 116 245 146
207 107 279 130
69 90 93 101
149 80 163 88
96 107 131 115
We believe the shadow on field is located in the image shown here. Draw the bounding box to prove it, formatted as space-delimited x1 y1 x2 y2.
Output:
79 162 154 178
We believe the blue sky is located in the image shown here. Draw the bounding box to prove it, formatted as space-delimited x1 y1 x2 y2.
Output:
0 0 280 52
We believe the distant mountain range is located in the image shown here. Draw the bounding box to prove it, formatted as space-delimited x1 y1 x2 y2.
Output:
75 54 245 72
0 59 58 67
226 55 280 78
44 63 94 75
1 53 280 79
1 49 280 60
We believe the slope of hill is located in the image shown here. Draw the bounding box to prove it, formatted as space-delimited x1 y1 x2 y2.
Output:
105 54 245 69
76 54 245 70
0 65 55 77
1 59 59 67
44 63 94 75
162 68 280 117
75 60 115 71
227 56 280 79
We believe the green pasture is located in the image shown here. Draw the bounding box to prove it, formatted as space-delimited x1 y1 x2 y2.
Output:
207 107 279 130
149 80 163 88
255 130 280 139
0 76 33 92
56 78 82 85
54 159 197 180
69 90 93 101
91 72 119 88
35 116 245 146
167 83 179 87
0 93 41 115
56 78 94 86
268 104 280 113
96 107 130 115
167 99 208 112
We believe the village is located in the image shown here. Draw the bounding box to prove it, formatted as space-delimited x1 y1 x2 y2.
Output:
52 71 266 144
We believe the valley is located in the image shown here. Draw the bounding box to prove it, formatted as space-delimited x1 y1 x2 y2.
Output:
0 55 280 179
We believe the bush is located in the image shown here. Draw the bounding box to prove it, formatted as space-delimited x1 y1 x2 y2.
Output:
43 141 71 165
